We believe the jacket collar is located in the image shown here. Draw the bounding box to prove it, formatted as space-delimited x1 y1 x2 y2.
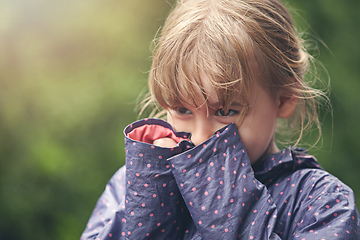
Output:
253 147 322 186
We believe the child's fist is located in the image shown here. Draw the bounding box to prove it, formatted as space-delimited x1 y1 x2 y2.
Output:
153 138 178 148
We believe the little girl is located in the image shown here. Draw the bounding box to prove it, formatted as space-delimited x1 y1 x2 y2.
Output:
81 0 360 239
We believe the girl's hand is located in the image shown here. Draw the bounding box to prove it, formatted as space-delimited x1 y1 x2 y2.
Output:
153 137 178 148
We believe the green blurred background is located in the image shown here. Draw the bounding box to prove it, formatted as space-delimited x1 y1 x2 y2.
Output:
0 0 359 239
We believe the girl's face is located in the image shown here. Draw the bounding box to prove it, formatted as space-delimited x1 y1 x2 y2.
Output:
167 80 282 164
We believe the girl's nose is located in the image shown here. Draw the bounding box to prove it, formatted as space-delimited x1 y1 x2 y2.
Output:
190 123 215 146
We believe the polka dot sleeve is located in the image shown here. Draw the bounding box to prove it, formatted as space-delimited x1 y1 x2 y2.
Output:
81 119 195 240
168 123 280 240
121 119 194 239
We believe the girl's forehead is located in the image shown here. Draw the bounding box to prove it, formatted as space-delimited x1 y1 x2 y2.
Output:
175 74 216 106
176 73 250 109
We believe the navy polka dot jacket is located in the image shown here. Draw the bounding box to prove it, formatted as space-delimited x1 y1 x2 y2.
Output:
81 119 360 240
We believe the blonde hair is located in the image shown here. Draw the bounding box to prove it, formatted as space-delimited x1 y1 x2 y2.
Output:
140 0 328 146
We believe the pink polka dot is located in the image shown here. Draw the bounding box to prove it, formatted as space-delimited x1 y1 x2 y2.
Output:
217 195 221 199
201 206 206 210
234 157 237 161
243 188 247 192
142 203 145 207
220 181 224 185
195 173 200 177
227 213 231 217
149 213 153 217
158 156 162 159
139 153 143 157
147 164 151 168
192 187 196 192
138 222 142 227
204 191 209 196
225 228 229 232
189 201 193 206
199 158 203 163
211 225 215 229
224 139 228 143
134 192 138 196
183 169 187 173
203 144 207 148
108 233 112 237
163 183 167 187
153 194 157 198
198 220 202 224
207 177 211 181
213 148 217 152
214 210 218 214
223 153 227 157
210 162 214 166
135 173 140 177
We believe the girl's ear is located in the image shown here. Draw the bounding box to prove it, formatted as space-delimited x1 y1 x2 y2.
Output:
277 95 298 119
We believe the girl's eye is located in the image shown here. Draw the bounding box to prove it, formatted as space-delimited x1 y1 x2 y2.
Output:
177 107 192 114
215 108 239 117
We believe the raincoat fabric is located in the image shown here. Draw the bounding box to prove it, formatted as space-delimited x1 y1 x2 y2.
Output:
81 118 360 240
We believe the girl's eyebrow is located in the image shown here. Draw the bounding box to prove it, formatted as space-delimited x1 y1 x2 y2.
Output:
207 101 245 109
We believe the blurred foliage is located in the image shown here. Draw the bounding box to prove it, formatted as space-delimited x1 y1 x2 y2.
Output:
0 0 359 239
